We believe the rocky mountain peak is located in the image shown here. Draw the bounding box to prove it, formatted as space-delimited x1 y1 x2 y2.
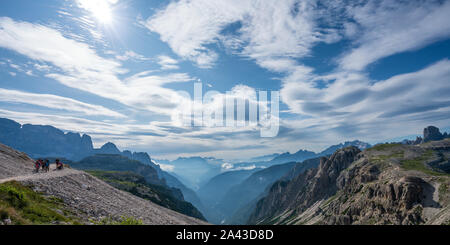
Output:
0 118 94 160
423 126 444 142
98 142 121 155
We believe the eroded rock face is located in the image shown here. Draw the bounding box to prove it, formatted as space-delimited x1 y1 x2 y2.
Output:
0 118 94 161
247 147 361 224
326 170 425 225
423 126 444 143
131 152 152 165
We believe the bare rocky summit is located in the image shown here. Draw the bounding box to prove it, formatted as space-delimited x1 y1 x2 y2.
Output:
0 143 207 225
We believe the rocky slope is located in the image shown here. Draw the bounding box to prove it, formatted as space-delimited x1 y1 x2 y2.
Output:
248 139 450 225
0 142 35 178
88 171 206 221
0 143 207 225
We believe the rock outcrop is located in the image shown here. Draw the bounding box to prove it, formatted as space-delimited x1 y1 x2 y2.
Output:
248 140 450 225
95 142 121 155
403 126 449 145
423 126 445 142
0 118 94 160
248 147 361 224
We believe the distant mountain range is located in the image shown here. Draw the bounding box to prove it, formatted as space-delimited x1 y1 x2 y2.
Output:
319 140 371 156
231 140 372 170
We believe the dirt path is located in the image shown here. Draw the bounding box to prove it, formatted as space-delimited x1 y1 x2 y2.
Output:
0 164 79 184
423 182 441 220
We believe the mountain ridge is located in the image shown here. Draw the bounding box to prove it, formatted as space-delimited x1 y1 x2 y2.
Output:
247 129 450 225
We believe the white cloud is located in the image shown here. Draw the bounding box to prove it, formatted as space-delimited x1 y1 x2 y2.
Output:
0 17 122 74
146 0 325 69
0 88 126 118
116 50 149 61
157 55 179 70
147 0 450 73
33 63 52 71
145 0 243 68
339 0 450 71
280 59 450 141
154 162 175 172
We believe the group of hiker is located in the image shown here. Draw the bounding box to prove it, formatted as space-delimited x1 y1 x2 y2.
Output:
34 159 64 173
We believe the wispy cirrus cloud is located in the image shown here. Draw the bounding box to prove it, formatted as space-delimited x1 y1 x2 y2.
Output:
116 50 149 61
339 0 450 71
0 88 126 118
145 0 328 69
157 55 179 70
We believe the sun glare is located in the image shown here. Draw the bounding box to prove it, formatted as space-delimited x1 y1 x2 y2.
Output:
93 6 113 24
78 0 115 25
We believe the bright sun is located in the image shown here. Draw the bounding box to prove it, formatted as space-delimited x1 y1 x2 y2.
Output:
78 0 115 25
92 5 113 24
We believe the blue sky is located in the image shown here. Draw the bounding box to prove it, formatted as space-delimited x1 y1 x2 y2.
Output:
0 0 449 160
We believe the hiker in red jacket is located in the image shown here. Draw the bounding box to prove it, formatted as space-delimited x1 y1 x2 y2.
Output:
55 159 64 170
34 159 42 173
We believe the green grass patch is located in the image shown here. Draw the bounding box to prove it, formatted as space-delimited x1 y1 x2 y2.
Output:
439 183 449 202
369 143 402 151
0 181 80 225
400 150 449 176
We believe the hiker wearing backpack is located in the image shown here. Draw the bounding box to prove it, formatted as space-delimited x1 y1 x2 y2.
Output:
43 159 50 172
34 159 42 173
55 159 64 170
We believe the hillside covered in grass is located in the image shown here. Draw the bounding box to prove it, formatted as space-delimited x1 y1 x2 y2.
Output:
0 181 81 225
